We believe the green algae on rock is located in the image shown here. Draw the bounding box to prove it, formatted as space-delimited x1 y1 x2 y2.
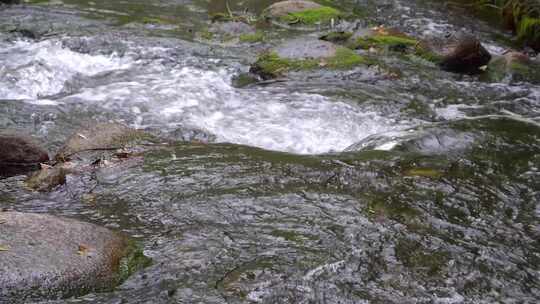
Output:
0 212 150 303
250 46 367 79
262 0 341 26
249 38 368 79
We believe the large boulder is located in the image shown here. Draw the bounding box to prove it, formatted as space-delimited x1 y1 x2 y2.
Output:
419 33 492 73
250 38 367 79
262 0 341 26
0 134 49 178
0 212 150 303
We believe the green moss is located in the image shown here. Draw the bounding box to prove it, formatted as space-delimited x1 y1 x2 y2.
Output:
280 6 341 25
404 168 443 178
320 31 353 43
200 29 214 40
239 32 264 43
252 47 367 78
395 239 449 276
116 240 152 283
349 34 417 50
326 47 368 68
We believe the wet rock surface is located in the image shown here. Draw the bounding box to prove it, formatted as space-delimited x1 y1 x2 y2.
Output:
275 37 338 59
422 33 492 73
0 212 148 303
0 0 540 303
55 123 151 161
263 0 322 18
0 134 49 178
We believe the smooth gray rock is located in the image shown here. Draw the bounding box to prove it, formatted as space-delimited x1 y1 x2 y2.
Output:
0 212 147 303
264 0 322 18
210 21 255 36
275 38 338 60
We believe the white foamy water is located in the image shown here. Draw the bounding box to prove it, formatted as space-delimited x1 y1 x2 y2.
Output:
0 39 409 154
0 39 131 100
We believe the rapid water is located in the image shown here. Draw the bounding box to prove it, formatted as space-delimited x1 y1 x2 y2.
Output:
1 1 539 303
0 38 410 154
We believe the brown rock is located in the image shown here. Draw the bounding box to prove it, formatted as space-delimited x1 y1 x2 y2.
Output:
424 34 492 73
0 134 49 177
0 212 149 303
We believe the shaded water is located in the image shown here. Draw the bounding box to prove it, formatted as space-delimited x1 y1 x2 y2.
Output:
1 0 539 303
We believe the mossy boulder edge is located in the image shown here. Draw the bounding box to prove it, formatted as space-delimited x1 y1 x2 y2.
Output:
0 212 150 303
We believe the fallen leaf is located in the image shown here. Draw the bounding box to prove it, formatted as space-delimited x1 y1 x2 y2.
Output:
77 244 89 256
0 245 9 251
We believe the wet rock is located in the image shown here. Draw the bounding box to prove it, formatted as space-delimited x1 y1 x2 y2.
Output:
0 0 19 5
485 51 540 83
211 21 255 36
277 37 337 59
24 164 67 192
320 31 353 44
0 134 49 178
0 211 150 303
55 123 154 161
262 0 341 26
420 33 492 73
347 27 418 53
250 38 367 79
345 126 476 156
205 21 263 43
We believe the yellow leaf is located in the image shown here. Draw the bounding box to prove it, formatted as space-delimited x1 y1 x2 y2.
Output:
0 245 9 251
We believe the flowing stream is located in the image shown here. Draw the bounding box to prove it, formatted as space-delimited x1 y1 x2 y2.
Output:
1 0 539 303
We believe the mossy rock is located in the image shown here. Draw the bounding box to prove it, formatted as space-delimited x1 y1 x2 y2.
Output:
250 38 368 79
239 31 264 43
0 212 150 303
262 0 342 26
484 51 540 83
55 123 156 161
25 165 67 192
320 31 353 43
346 27 437 60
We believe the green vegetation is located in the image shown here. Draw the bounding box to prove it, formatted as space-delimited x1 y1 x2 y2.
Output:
517 16 540 46
280 6 341 25
239 32 264 43
116 240 152 283
349 34 417 50
252 47 368 78
395 239 449 276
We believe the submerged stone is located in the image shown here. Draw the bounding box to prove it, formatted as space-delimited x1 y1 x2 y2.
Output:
24 165 67 192
0 212 150 303
0 134 49 178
